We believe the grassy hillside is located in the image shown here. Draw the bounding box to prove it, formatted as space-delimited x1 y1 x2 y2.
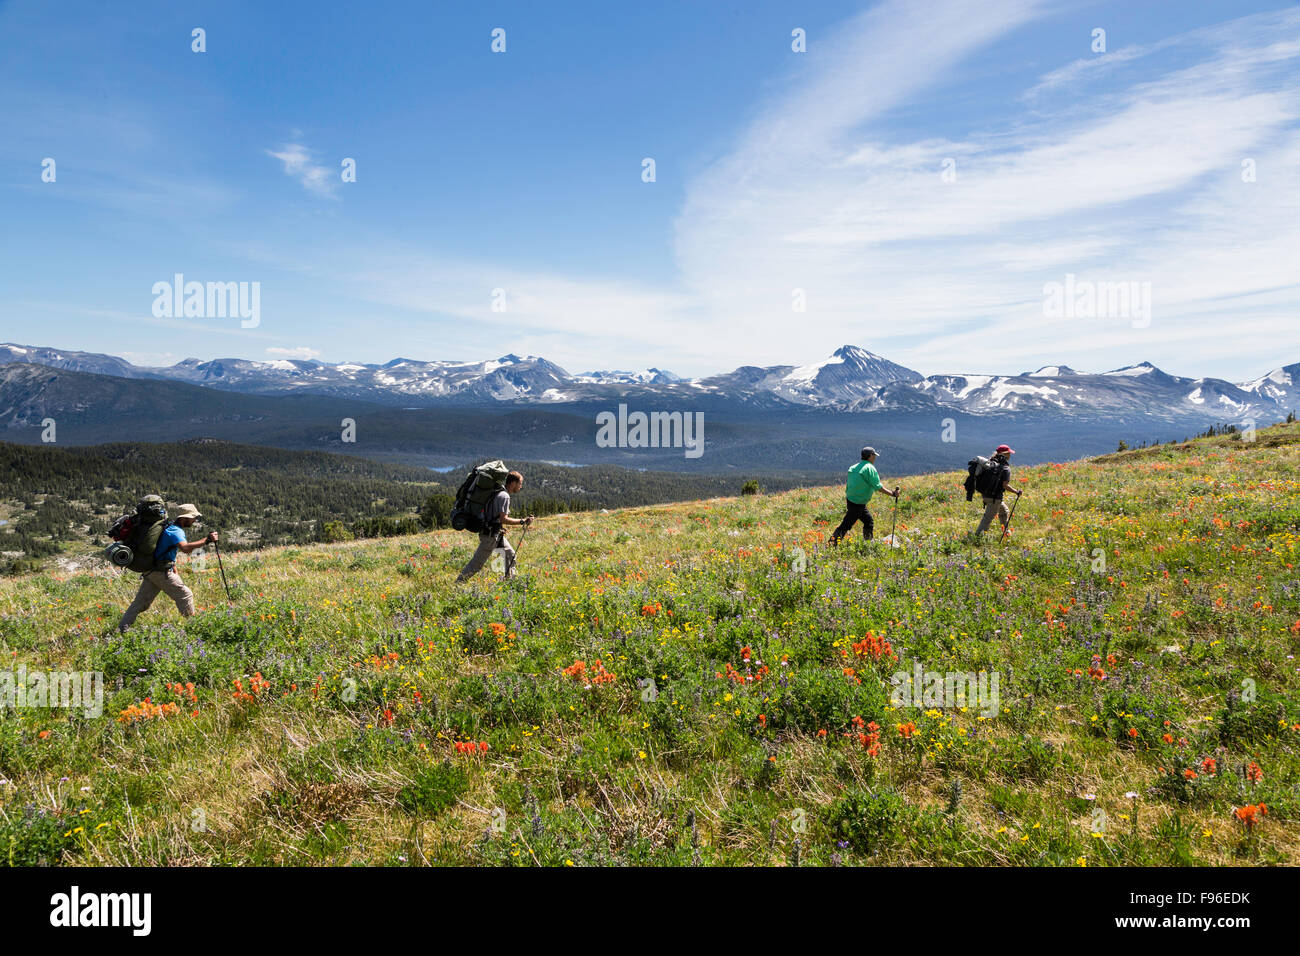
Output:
0 439 810 573
2 425 1298 866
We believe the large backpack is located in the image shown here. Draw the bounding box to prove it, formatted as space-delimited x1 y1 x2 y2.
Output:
964 456 997 501
107 495 174 573
450 461 510 533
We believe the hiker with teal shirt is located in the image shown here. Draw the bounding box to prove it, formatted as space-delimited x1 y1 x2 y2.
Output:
830 446 899 546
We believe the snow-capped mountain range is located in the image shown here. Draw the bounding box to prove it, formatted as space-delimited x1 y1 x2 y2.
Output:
1 342 1296 422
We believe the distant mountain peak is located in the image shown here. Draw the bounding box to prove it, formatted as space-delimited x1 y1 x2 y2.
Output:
1104 361 1160 377
574 367 684 385
832 344 878 359
1 341 1295 421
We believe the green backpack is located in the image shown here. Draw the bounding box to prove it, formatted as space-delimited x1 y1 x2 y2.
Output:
450 461 510 533
124 495 174 573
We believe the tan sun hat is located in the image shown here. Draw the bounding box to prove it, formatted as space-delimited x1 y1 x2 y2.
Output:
174 504 202 520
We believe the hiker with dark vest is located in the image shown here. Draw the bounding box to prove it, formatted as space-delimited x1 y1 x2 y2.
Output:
118 502 216 632
455 470 533 582
974 444 1021 536
830 446 899 546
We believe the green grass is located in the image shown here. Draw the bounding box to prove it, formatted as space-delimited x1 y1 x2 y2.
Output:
2 424 1298 866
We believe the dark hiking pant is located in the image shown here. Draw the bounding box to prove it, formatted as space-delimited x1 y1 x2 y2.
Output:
831 499 873 545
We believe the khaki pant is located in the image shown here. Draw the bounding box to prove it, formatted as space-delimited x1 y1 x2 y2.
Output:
976 496 1010 535
456 533 516 582
119 568 195 632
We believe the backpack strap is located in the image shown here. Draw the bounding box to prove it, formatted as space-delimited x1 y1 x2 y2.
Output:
149 521 176 571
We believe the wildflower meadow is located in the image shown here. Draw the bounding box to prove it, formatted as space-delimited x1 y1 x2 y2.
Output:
2 425 1298 867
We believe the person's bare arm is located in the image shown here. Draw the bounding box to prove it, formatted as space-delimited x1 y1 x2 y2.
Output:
178 531 217 554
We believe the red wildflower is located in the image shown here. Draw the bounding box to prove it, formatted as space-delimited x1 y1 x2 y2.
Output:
1234 803 1268 829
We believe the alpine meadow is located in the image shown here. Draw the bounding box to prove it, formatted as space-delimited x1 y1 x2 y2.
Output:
4 0 1300 929
3 424 1297 867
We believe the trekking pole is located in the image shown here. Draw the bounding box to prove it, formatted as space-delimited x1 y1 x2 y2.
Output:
999 493 1022 545
213 535 233 603
888 488 899 545
501 521 530 576
513 521 531 563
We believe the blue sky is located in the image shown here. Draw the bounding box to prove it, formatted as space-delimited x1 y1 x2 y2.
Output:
1 0 1297 380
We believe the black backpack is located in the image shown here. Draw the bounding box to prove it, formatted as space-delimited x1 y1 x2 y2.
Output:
964 456 998 500
450 461 510 533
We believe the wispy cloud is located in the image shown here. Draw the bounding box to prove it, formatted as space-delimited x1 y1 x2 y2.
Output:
119 351 178 367
1022 40 1166 100
266 142 337 198
232 3 1300 381
665 2 1300 377
266 345 322 360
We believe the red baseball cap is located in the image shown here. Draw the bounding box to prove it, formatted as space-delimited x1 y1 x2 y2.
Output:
996 444 1015 455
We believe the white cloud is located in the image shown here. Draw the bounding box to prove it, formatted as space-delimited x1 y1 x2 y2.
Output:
664 2 1300 378
1022 41 1166 100
266 346 322 360
266 143 337 198
243 4 1300 382
119 351 178 367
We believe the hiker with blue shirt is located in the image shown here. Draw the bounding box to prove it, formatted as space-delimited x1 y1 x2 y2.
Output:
118 503 216 632
830 446 899 546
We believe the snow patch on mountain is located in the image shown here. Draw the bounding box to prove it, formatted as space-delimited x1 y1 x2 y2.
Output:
574 368 682 385
3 342 1295 422
1105 363 1158 377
